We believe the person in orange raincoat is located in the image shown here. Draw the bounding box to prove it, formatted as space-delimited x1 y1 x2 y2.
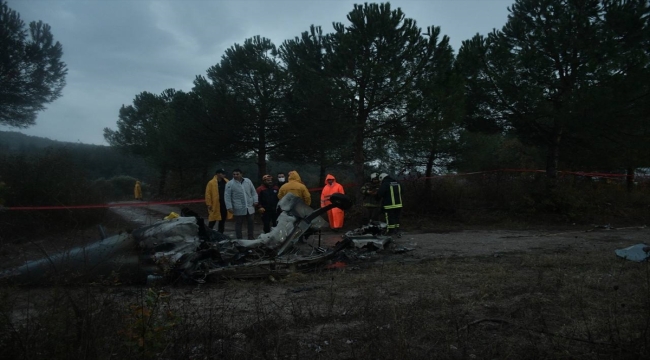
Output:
320 174 345 230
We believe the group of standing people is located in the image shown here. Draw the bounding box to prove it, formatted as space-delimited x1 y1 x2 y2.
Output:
204 169 313 239
206 168 258 240
256 170 314 234
202 168 402 239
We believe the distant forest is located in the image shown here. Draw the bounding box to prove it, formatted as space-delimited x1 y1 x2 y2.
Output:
2 1 650 223
0 131 350 200
0 131 154 181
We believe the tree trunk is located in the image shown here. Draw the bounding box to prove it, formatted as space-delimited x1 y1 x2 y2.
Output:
626 167 635 193
354 125 365 204
425 133 440 190
319 162 327 189
157 166 168 196
425 147 436 190
257 149 266 185
257 118 267 182
545 122 563 180
353 81 367 204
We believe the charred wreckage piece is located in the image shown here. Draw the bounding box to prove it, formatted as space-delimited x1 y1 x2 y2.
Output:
2 193 393 285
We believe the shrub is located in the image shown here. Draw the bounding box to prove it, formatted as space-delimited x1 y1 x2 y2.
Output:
108 175 140 200
400 172 650 226
0 149 108 239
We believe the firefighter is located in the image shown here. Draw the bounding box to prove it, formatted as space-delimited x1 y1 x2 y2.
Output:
360 173 381 225
376 173 403 236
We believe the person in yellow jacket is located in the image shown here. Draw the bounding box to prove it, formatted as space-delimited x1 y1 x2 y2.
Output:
277 170 312 206
134 180 143 200
320 174 345 230
205 169 232 232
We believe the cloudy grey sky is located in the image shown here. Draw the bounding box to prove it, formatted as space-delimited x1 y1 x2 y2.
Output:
2 0 514 145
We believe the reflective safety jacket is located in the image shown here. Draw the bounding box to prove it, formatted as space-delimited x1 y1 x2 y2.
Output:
376 176 403 209
361 180 380 207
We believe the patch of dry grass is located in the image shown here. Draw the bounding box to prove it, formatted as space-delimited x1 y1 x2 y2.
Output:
2 248 649 359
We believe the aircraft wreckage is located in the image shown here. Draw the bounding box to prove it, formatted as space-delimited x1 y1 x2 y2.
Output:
2 193 394 285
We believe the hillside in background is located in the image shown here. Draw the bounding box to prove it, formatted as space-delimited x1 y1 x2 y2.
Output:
0 131 71 152
0 131 154 180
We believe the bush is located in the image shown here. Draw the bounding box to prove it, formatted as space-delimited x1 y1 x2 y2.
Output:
0 149 108 239
400 172 650 226
107 175 141 200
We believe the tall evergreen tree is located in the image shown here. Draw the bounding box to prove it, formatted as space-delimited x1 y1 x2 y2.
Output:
458 0 650 182
104 91 173 194
280 25 355 183
393 39 461 184
323 2 450 200
203 36 286 180
191 75 241 161
0 0 67 127
569 0 650 188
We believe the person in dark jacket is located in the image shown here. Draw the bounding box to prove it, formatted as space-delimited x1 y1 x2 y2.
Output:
277 172 287 186
360 173 381 225
205 169 231 233
376 173 403 235
256 174 279 233
215 169 231 233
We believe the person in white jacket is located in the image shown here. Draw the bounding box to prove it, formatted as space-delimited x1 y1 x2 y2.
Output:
224 168 259 239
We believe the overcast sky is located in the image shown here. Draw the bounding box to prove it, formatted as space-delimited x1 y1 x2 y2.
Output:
2 0 514 145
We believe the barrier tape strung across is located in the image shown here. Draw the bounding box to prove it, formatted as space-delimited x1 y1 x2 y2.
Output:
407 168 639 180
5 169 646 211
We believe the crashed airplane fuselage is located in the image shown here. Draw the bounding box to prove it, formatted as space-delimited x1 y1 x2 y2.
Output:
2 193 392 285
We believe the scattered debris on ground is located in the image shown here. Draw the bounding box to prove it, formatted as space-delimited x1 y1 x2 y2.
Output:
2 193 400 285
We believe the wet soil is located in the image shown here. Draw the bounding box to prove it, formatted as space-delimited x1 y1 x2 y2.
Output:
2 201 648 271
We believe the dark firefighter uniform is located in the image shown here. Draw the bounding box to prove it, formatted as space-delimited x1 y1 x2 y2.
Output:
376 173 403 234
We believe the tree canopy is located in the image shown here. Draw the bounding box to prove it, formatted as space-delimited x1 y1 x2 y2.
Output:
0 0 67 128
103 0 650 194
201 36 287 180
457 0 650 179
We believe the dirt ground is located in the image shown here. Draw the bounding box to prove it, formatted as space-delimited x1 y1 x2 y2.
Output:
3 202 650 359
3 201 649 270
98 202 650 262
